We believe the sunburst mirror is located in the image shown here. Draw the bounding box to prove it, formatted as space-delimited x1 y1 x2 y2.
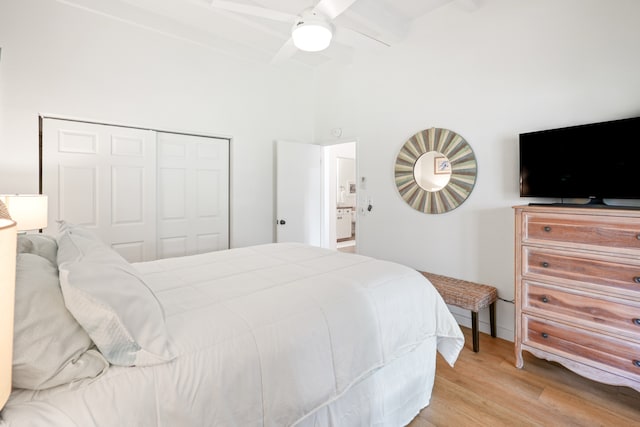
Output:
394 127 477 214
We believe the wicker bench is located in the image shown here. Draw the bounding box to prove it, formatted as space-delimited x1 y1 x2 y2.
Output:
420 271 497 352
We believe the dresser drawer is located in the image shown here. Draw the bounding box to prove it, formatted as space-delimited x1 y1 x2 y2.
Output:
523 212 640 253
523 282 640 337
524 316 640 379
523 247 640 295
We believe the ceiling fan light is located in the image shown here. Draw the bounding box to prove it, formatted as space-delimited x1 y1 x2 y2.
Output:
292 21 332 52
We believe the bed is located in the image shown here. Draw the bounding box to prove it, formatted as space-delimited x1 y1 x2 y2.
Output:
0 223 464 426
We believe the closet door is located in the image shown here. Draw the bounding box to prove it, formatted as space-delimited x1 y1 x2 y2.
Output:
156 132 229 259
42 118 157 262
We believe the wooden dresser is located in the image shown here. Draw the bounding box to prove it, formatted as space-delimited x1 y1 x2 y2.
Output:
514 205 640 392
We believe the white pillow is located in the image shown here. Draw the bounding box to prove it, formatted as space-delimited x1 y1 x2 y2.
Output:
16 234 58 265
56 223 175 366
13 251 108 390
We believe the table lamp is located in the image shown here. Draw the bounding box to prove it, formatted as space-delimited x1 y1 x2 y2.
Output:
0 201 17 410
0 194 48 231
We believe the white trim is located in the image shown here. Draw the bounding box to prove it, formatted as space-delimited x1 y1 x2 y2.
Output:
39 113 233 141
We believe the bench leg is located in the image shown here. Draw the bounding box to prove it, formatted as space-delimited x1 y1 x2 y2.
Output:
471 311 479 352
490 301 496 338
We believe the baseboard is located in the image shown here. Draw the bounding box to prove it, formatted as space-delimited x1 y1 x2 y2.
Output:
450 312 514 343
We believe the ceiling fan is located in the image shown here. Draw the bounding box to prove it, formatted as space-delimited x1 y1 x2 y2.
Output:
209 0 389 61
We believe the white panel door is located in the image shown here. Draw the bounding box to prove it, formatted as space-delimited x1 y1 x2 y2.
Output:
156 132 229 259
276 140 321 246
42 118 157 262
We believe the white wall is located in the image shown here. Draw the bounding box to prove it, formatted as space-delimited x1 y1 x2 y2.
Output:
313 0 640 340
0 0 315 248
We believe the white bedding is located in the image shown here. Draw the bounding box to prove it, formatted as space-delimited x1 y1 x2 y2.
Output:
1 243 463 426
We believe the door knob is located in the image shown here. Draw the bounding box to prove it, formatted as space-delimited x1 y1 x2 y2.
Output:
279 219 286 225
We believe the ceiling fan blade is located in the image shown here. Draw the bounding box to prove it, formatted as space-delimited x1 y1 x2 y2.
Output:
333 26 390 49
270 38 298 64
313 0 359 20
210 0 296 23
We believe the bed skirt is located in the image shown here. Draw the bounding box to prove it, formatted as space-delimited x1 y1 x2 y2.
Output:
297 337 437 426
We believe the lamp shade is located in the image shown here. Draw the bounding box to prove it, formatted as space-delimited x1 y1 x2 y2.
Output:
292 11 332 52
0 217 17 410
0 195 48 231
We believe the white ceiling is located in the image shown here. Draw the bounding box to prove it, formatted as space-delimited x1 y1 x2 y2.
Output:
56 0 481 66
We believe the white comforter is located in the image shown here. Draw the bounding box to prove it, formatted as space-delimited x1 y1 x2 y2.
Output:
2 243 463 426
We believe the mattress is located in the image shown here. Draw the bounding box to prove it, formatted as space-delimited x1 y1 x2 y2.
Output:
1 243 463 426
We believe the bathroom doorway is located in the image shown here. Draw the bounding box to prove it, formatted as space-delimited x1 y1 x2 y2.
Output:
322 141 356 252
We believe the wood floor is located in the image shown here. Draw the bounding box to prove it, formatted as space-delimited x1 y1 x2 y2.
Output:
337 241 356 253
409 326 640 426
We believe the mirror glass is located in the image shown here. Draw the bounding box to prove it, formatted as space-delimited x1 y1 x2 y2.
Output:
413 151 451 191
394 127 477 214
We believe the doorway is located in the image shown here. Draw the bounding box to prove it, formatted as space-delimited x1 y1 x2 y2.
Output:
322 141 357 252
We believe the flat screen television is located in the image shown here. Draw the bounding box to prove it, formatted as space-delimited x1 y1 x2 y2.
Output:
519 116 640 205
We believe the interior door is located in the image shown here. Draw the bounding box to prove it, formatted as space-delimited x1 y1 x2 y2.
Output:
42 118 157 262
276 140 321 246
156 132 229 259
42 118 230 262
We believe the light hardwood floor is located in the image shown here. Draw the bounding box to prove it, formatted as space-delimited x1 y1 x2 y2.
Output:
337 243 356 253
409 326 640 426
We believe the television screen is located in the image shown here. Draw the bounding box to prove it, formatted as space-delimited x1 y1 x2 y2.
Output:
519 116 640 202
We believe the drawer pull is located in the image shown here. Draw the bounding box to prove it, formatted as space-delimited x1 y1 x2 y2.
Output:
542 262 549 268
634 318 640 326
541 332 549 339
541 296 549 303
634 360 640 368
544 226 552 232
634 277 640 284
